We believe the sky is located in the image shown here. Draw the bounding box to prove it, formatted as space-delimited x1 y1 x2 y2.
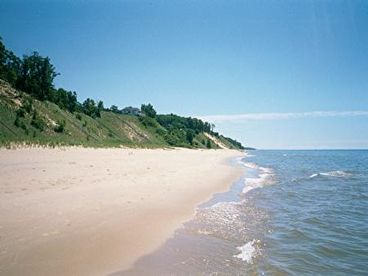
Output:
0 0 367 149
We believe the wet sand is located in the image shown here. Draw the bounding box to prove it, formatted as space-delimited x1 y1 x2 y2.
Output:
0 147 243 275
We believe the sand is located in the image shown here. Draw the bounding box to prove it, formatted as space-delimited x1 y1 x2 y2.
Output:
0 147 244 275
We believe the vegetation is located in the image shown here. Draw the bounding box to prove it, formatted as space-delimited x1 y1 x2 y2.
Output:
0 37 245 149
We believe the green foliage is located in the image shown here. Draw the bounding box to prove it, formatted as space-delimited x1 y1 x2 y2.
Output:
110 105 119 113
54 120 66 133
139 115 159 128
157 114 211 133
97 100 104 113
82 98 100 118
155 128 166 136
0 38 245 150
155 114 213 147
23 98 33 113
0 37 22 87
221 136 244 149
16 108 25 118
17 52 58 101
14 115 20 127
30 111 46 131
141 103 156 118
53 88 78 112
186 129 195 145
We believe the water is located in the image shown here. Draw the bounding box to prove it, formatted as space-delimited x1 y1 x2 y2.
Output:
121 150 368 275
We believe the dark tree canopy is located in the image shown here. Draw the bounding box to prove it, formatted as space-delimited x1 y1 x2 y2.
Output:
110 105 119 113
53 88 79 113
141 103 156 118
17 52 58 101
0 37 22 87
82 98 100 118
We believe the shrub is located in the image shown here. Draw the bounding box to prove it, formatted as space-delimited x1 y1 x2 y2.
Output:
54 120 66 133
155 128 166 136
16 108 25 118
139 116 159 128
14 116 20 127
23 98 33 113
30 111 46 131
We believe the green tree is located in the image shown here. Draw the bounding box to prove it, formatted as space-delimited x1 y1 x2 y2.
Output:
0 37 21 86
141 103 156 118
110 105 119 113
17 52 58 101
53 88 78 112
186 129 195 145
0 37 5 77
97 100 104 114
82 98 100 118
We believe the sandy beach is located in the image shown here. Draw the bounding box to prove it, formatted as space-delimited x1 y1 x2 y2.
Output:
0 147 243 275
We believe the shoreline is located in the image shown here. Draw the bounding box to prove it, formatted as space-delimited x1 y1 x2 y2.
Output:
0 147 244 275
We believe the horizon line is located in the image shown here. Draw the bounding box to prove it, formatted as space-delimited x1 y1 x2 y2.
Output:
247 148 368 151
197 110 368 123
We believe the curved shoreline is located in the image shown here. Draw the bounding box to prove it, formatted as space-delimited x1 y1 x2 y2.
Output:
0 147 244 275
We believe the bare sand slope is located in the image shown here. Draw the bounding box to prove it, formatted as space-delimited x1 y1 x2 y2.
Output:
0 147 243 275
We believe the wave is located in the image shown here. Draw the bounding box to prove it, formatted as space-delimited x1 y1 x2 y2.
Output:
241 161 259 170
309 170 352 179
242 166 275 194
234 240 257 263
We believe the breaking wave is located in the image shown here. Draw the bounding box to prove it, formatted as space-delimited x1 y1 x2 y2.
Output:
309 170 352 179
242 166 275 194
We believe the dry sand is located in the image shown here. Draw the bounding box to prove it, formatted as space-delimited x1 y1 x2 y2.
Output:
0 147 244 275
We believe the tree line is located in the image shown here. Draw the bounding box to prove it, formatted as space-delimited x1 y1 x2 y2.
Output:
0 37 244 149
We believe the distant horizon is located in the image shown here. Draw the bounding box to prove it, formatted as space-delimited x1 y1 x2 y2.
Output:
1 0 367 149
250 148 368 151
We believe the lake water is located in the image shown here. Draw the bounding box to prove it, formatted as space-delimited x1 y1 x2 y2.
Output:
121 150 368 275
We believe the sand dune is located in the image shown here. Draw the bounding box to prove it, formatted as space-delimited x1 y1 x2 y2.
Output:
0 147 243 275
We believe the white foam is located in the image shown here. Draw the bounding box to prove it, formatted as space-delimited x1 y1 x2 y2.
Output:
310 170 352 178
242 167 274 194
309 173 319 178
242 162 259 169
234 240 256 263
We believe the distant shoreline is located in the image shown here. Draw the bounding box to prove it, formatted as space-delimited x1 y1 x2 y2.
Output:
0 147 244 275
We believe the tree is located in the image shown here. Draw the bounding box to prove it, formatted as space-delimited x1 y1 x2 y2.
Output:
82 98 100 118
0 37 5 77
206 139 212 149
17 52 58 101
186 129 195 145
53 88 78 112
97 100 104 114
110 105 119 113
0 37 22 86
141 103 156 118
211 123 215 132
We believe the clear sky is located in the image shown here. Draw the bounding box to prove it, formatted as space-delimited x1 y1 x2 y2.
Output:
1 0 367 149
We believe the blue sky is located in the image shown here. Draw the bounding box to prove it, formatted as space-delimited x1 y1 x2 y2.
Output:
1 0 367 149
